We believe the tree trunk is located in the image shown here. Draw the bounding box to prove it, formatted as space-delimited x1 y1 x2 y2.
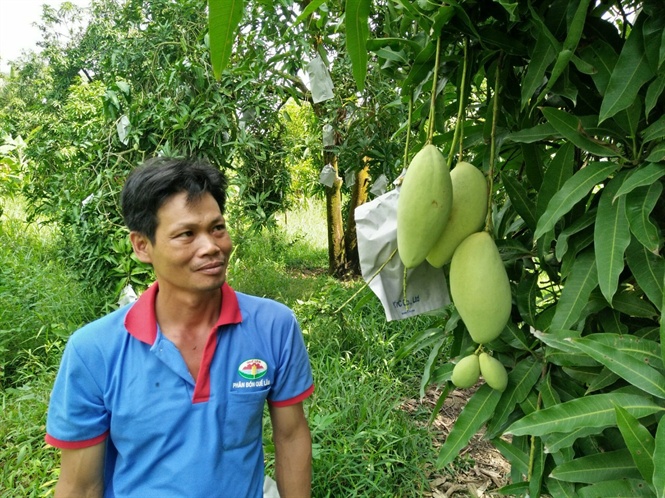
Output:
325 150 346 278
343 161 370 276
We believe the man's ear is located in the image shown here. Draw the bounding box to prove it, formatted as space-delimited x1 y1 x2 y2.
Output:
129 231 153 264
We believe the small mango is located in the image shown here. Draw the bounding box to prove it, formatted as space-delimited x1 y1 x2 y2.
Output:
397 144 453 268
451 354 480 389
449 231 511 344
478 352 508 392
427 161 487 268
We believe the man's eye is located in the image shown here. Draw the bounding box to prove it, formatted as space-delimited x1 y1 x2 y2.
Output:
213 224 226 232
178 231 193 238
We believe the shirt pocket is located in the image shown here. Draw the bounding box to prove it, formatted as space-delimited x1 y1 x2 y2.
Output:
222 389 269 450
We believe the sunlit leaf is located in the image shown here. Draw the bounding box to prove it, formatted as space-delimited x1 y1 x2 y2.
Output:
208 0 245 79
505 393 664 437
599 16 655 123
346 0 371 92
614 163 665 199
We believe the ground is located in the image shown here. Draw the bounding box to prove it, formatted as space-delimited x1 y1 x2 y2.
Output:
402 386 512 498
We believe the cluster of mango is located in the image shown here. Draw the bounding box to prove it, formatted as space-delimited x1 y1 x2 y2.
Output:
396 144 511 392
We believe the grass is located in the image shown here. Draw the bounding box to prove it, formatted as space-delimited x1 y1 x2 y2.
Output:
0 196 444 497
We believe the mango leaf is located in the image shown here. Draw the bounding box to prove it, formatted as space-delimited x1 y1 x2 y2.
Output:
646 72 665 120
555 210 595 261
535 161 619 240
504 393 664 437
626 240 665 309
208 0 245 79
569 337 665 399
612 289 658 318
492 437 529 478
506 123 556 143
546 477 576 498
346 0 371 92
541 107 621 157
614 163 665 199
626 183 663 253
529 436 545 497
293 0 326 25
516 274 540 327
614 404 655 482
578 479 655 498
532 328 582 353
595 175 631 303
643 115 665 143
543 426 607 454
536 142 575 220
599 16 655 123
655 419 665 498
550 448 642 483
646 142 665 163
436 384 501 468
579 39 618 96
586 368 620 394
486 357 541 438
589 333 663 371
550 250 598 330
501 171 537 230
522 25 557 109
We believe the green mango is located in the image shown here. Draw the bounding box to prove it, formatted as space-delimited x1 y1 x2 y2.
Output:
396 144 452 268
449 231 511 344
427 161 487 268
451 354 480 389
479 352 508 392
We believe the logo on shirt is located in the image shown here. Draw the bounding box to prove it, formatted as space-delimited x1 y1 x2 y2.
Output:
238 359 268 380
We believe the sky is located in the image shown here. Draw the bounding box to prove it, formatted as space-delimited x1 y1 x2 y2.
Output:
0 0 90 73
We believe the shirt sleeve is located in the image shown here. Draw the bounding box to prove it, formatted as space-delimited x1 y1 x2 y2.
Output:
45 334 110 449
268 311 314 407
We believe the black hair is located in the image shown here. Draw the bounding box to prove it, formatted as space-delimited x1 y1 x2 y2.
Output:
121 157 227 242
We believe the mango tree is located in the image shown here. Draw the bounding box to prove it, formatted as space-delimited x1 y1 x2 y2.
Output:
211 0 665 494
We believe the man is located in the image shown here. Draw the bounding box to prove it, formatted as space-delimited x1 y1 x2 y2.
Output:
45 157 314 497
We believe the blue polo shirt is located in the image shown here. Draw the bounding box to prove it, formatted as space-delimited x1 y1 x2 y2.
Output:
45 283 314 498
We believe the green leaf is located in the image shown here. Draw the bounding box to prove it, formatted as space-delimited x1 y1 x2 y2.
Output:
436 384 501 468
570 337 665 399
535 161 619 240
614 163 665 199
546 476 576 498
645 142 665 163
595 175 631 303
550 250 598 330
504 393 664 437
345 0 371 92
555 210 595 261
501 171 537 230
506 123 556 144
550 448 642 483
522 25 557 109
208 0 245 79
655 419 665 498
586 334 663 371
643 115 665 143
293 0 327 25
536 142 575 220
543 426 607 454
599 16 656 123
541 107 621 157
614 404 655 482
626 240 665 309
626 182 663 253
579 39 618 96
578 479 656 498
646 72 665 120
491 438 529 477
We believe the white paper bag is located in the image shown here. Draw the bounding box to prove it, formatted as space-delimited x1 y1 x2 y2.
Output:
355 189 450 321
306 55 334 103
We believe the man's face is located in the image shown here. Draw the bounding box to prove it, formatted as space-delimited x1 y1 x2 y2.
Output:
133 191 233 296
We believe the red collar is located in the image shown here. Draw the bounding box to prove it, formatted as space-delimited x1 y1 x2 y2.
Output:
124 282 242 345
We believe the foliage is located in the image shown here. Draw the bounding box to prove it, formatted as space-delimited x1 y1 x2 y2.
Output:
334 0 665 495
